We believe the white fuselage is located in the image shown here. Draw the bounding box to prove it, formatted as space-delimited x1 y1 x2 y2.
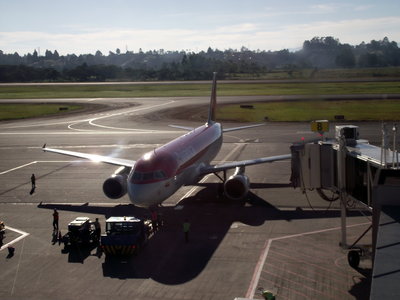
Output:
127 122 223 207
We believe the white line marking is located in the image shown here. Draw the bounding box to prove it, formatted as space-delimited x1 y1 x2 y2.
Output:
0 160 84 175
0 226 30 252
245 222 370 299
87 100 175 131
0 161 37 175
0 100 175 131
179 174 213 201
11 237 26 295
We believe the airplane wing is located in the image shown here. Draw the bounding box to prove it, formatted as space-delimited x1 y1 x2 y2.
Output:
42 145 136 168
201 154 291 174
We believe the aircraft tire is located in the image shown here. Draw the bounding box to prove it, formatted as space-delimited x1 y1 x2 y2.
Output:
348 250 360 268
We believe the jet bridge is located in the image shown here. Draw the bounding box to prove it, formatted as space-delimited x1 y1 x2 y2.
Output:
290 122 400 299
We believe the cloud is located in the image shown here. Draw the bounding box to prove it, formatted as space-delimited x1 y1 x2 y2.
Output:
283 17 400 44
310 4 337 13
353 5 375 12
1 17 399 55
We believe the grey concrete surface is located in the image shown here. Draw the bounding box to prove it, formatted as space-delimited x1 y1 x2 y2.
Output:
0 96 376 299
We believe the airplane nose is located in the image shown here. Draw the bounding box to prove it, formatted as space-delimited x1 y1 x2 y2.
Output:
128 183 159 208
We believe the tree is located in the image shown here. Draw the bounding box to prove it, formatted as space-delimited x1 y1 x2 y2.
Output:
45 49 53 59
358 53 379 67
335 47 355 68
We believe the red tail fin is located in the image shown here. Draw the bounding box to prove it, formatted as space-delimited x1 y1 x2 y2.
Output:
207 72 217 125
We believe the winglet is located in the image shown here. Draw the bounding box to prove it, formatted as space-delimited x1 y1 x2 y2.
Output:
207 72 217 125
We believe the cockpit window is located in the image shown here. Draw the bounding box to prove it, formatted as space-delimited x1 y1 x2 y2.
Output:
154 170 167 179
131 170 167 183
142 172 153 181
132 172 142 181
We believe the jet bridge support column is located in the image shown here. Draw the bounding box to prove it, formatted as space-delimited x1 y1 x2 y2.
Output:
337 130 348 248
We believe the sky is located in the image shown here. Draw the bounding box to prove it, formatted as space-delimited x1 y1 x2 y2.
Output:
0 0 399 55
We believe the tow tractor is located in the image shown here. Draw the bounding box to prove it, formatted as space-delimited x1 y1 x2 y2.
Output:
63 217 97 248
100 216 152 257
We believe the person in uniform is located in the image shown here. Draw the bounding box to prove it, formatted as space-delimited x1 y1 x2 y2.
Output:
94 218 101 242
31 174 36 189
52 209 59 231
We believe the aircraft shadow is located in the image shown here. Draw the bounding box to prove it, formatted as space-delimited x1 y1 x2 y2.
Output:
38 187 367 285
195 182 292 189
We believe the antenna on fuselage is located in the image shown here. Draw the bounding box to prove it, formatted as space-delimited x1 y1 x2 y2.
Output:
207 72 217 126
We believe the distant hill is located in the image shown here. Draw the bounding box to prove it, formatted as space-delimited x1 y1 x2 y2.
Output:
1 36 399 82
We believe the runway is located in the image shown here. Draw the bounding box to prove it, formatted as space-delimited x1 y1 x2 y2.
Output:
0 96 374 299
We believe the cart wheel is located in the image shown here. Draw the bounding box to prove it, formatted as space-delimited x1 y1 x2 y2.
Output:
348 250 360 268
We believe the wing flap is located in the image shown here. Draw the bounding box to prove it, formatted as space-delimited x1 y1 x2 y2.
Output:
43 146 136 168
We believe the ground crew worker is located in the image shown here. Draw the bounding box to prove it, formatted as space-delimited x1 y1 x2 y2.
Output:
52 209 59 231
183 219 190 243
0 221 4 246
151 210 158 232
94 218 101 242
31 174 36 189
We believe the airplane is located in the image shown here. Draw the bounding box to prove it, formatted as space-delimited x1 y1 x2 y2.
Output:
43 73 291 208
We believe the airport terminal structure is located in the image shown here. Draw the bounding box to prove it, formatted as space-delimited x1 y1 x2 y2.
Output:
290 121 400 300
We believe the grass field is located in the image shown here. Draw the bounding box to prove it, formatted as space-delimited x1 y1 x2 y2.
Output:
216 100 400 122
1 80 400 99
1 79 400 121
230 67 400 80
0 104 83 120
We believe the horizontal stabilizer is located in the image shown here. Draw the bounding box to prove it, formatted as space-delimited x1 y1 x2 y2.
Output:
223 123 265 132
169 125 195 131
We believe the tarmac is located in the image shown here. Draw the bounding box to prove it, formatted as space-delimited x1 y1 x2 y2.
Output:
0 96 375 299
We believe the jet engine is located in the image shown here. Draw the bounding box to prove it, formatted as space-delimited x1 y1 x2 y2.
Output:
102 166 129 199
224 166 250 200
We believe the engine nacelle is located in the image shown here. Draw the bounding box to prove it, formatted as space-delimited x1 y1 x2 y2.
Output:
102 167 128 199
224 166 250 200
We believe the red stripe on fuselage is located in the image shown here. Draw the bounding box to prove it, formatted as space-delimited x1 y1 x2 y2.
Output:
132 123 222 184
161 122 222 172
